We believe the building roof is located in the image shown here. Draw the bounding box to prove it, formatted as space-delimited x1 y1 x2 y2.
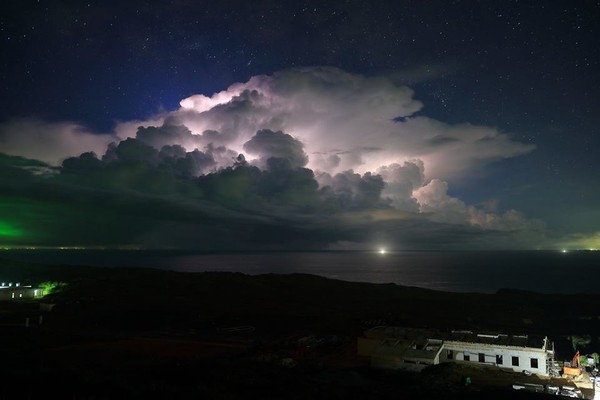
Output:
446 330 545 349
365 326 546 350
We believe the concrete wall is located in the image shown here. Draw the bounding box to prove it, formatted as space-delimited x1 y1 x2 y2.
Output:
443 340 548 375
0 287 43 301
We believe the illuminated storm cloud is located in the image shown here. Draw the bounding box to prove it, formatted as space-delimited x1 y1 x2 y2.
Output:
129 67 536 228
161 68 534 181
0 68 545 250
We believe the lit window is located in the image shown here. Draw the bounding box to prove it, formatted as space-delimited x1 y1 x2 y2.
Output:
19 293 22 298
11 292 15 299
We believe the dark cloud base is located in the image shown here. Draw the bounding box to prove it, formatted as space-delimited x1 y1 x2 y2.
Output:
0 141 536 250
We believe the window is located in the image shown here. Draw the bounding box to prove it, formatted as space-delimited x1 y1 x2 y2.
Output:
531 358 538 369
496 355 503 365
512 356 519 367
464 353 470 361
478 353 485 363
447 350 453 359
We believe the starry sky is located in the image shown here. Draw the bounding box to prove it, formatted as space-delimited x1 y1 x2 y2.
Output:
0 0 599 250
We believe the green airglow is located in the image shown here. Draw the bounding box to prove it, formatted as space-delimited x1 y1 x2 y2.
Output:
0 221 23 238
0 196 82 245
559 232 600 251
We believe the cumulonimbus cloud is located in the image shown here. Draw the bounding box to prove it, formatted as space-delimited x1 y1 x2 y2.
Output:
0 67 543 248
166 67 534 180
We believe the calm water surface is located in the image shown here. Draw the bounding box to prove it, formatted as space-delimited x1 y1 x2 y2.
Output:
2 250 599 294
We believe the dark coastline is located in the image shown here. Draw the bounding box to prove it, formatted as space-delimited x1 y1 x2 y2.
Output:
1 257 599 398
2 249 599 294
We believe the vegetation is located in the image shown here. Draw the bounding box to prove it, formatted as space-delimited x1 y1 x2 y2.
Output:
38 281 66 296
571 335 592 352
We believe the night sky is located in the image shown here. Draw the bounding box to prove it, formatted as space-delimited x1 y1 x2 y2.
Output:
1 0 599 251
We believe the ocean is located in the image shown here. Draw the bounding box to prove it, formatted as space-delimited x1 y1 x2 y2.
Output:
1 250 599 294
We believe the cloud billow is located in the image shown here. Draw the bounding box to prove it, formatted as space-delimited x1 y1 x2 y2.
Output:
0 67 544 250
243 129 308 169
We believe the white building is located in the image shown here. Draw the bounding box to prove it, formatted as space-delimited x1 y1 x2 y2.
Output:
0 282 44 301
358 327 555 376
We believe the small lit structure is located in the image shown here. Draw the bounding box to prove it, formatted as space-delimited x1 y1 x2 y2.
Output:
0 282 44 301
358 326 555 376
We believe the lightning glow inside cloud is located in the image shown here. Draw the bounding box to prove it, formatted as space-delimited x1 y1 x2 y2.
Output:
0 68 545 249
148 67 535 229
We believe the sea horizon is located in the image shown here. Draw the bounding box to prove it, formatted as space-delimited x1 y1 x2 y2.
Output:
1 249 598 295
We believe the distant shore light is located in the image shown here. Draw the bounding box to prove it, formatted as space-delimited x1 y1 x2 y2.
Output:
379 248 386 254
561 249 568 253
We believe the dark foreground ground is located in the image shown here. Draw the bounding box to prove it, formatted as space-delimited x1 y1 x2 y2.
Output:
1 258 599 399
